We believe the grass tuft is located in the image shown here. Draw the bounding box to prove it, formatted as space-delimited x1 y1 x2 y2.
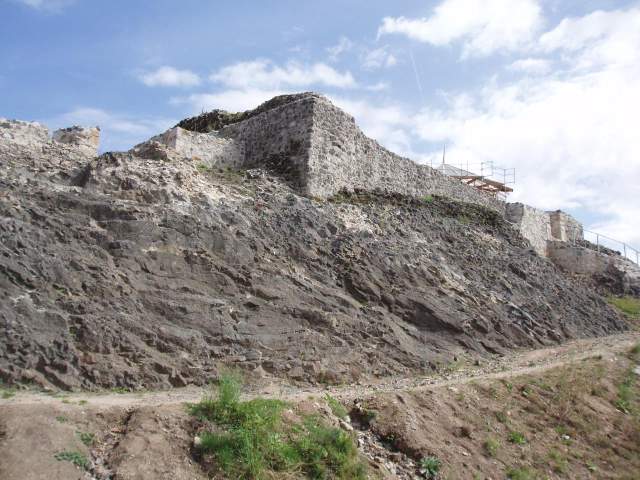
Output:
506 466 535 480
324 393 348 419
508 431 527 445
54 451 90 470
190 373 366 480
419 456 442 478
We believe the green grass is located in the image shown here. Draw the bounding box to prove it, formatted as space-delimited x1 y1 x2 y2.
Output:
508 431 527 445
1 389 15 399
506 466 536 480
324 393 348 419
190 373 366 480
615 371 636 415
0 380 16 399
419 456 442 479
54 451 90 470
55 415 69 423
77 431 95 447
421 194 434 204
608 296 640 317
484 437 500 457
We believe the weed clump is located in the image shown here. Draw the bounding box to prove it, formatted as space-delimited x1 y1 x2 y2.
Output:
54 451 89 470
190 373 366 480
419 456 442 478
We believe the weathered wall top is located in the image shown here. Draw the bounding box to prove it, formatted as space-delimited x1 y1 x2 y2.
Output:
52 126 100 157
147 93 505 212
0 118 100 158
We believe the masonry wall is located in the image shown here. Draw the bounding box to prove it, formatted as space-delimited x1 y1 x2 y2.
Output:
221 96 315 189
307 97 505 212
148 127 244 168
505 203 552 256
549 211 584 242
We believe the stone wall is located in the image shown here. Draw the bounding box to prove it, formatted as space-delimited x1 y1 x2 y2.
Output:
52 126 100 157
549 210 583 242
141 127 244 168
0 118 49 148
307 97 505 212
153 94 506 211
0 118 98 160
505 203 552 256
221 96 315 189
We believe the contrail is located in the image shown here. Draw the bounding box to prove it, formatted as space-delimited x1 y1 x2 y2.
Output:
409 50 425 105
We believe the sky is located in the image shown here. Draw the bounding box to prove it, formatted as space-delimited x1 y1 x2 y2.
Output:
1 0 639 248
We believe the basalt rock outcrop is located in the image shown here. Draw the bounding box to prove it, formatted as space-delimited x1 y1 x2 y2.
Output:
0 97 629 391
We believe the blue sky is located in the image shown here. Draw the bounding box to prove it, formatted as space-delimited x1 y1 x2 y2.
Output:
1 0 639 248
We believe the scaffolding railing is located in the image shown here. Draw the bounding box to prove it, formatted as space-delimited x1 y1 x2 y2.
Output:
566 226 640 266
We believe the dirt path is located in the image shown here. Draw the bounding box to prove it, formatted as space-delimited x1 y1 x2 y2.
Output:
5 332 639 408
1 332 638 480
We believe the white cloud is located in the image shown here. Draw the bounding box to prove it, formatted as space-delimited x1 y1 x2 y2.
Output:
508 58 551 75
138 66 201 88
210 59 357 90
14 0 75 11
378 0 543 57
48 108 174 152
327 37 354 62
407 10 640 246
361 47 398 70
539 8 640 70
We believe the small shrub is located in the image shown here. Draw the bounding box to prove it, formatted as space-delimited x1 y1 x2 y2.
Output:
324 393 348 419
508 431 526 445
419 456 442 479
484 437 500 457
421 195 434 204
54 451 89 470
55 415 69 423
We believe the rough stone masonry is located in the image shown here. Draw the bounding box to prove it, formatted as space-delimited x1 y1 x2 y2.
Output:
139 92 505 212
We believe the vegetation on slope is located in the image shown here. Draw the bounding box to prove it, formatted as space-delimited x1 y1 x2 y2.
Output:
363 344 640 479
189 373 367 480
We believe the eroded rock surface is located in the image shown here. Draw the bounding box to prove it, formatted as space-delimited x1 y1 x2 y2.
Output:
0 130 628 390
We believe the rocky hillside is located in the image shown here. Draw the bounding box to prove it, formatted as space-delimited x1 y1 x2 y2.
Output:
0 122 628 391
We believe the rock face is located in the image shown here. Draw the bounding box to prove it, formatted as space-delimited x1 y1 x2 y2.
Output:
0 96 629 391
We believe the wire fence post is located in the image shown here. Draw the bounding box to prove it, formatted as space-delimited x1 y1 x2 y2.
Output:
596 234 600 253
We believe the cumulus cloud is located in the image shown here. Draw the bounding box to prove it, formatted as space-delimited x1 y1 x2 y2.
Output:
539 8 640 70
361 47 398 70
210 59 357 90
378 0 543 57
48 107 174 152
138 66 201 88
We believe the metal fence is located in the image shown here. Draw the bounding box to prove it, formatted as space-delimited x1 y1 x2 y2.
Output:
567 226 640 266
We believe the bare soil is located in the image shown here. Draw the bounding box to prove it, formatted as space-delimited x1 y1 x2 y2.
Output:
1 332 638 479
